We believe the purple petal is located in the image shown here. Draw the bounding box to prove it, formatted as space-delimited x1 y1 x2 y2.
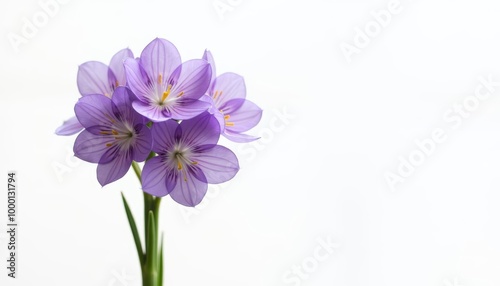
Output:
169 167 208 207
111 87 145 124
97 152 132 186
178 112 220 147
193 145 239 184
209 72 246 108
140 38 181 85
109 48 134 86
151 120 179 153
199 95 225 132
55 116 83 136
124 58 151 102
132 125 153 162
169 59 212 100
132 100 169 122
73 130 112 163
74 94 115 128
169 98 211 120
202 50 216 84
77 61 114 97
142 156 170 197
223 99 262 133
223 130 259 143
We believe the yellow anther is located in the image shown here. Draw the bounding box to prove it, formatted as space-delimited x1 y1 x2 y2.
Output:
224 115 230 120
100 131 111 135
213 90 219 99
112 130 119 135
177 160 183 170
162 84 172 101
177 91 184 98
158 74 163 84
225 122 235 127
106 143 113 147
192 161 198 165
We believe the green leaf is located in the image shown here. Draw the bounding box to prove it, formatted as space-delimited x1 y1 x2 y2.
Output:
146 210 157 270
121 192 144 264
158 232 164 286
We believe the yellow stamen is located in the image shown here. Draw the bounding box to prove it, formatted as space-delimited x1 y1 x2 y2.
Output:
177 91 184 98
162 84 172 101
106 143 113 147
100 131 111 135
224 115 230 120
158 74 163 84
213 90 219 99
111 130 119 135
192 161 198 165
177 160 183 170
225 122 235 127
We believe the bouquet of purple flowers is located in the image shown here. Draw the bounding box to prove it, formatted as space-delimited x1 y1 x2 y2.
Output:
56 38 262 286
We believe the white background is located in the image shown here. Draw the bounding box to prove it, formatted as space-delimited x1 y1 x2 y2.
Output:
2 0 500 285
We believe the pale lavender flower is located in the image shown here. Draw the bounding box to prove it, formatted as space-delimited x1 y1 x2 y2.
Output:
202 50 262 142
124 38 212 122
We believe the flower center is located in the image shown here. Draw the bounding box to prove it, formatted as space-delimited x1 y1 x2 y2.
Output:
102 121 137 150
168 146 198 181
155 74 184 108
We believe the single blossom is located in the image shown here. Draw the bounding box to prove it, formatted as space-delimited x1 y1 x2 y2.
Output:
56 48 134 136
202 50 262 142
73 87 152 186
142 112 239 207
124 38 212 122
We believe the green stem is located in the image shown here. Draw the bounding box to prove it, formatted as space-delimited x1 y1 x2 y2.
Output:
129 160 164 286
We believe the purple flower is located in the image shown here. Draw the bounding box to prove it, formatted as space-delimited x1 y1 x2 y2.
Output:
73 87 152 186
142 112 239 207
124 38 212 122
202 50 262 143
56 48 134 136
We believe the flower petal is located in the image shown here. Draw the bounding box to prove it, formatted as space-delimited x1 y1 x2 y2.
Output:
210 72 246 108
223 131 259 143
124 58 151 102
178 112 220 147
74 94 115 128
140 38 181 85
55 116 83 136
97 152 132 186
223 99 262 133
169 167 208 207
169 98 211 120
109 48 134 86
111 87 146 124
200 95 225 132
193 145 239 184
132 100 169 122
151 120 179 153
202 50 216 84
73 130 112 163
132 125 153 162
169 59 212 100
142 156 170 197
77 61 114 97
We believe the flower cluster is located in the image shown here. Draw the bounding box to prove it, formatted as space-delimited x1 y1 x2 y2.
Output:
56 38 262 207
